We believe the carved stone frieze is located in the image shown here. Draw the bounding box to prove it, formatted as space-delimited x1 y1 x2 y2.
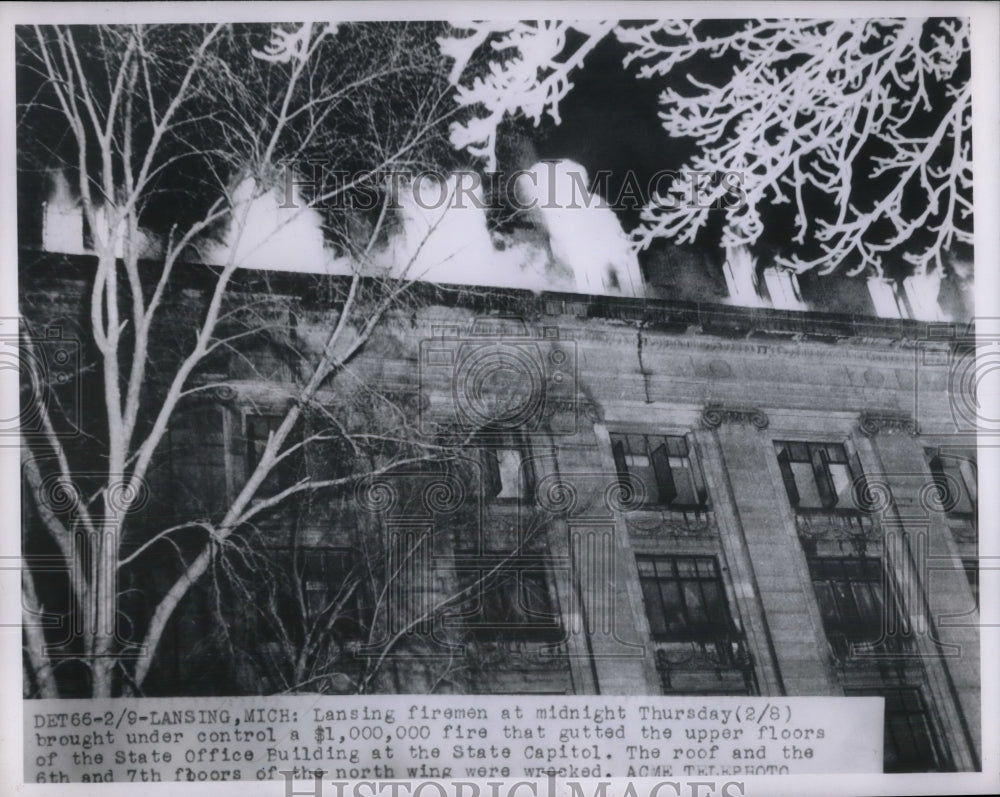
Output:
795 512 881 543
465 639 571 671
625 511 715 538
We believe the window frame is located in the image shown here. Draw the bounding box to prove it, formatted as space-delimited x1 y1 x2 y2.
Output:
451 552 561 642
962 558 979 608
262 545 366 641
844 685 951 772
807 555 910 659
775 440 861 512
636 554 737 644
926 448 978 520
474 430 534 503
610 432 709 510
244 411 303 494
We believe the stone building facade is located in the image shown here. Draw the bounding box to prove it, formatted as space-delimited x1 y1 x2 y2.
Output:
20 252 981 773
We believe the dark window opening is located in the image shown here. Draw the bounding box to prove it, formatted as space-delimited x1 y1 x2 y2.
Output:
637 555 735 643
251 547 366 643
453 554 560 641
638 555 755 694
808 556 909 659
470 429 534 503
481 446 532 501
845 686 951 772
611 433 708 509
776 441 860 511
226 545 366 695
246 413 302 495
164 405 229 516
926 449 977 520
297 548 362 631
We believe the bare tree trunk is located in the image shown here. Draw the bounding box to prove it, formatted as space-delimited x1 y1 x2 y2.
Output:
22 573 59 698
87 518 121 697
19 20 457 698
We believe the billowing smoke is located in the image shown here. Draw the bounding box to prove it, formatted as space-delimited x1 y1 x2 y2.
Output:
41 170 162 259
202 177 352 274
198 163 646 297
372 173 553 291
902 271 946 321
42 171 85 255
515 160 644 297
865 272 953 321
33 168 966 321
721 245 766 308
40 160 648 297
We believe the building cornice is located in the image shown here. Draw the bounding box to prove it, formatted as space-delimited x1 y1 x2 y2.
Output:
20 248 944 349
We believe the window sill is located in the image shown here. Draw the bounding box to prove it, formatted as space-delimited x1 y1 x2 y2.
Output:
794 507 864 517
624 504 711 514
467 625 564 643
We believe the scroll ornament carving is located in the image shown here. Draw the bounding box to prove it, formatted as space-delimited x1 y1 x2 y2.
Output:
700 403 769 430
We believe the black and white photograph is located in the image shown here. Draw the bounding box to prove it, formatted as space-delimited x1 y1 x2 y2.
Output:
2 2 997 795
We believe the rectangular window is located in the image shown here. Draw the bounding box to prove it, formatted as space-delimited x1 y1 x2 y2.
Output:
926 450 977 518
482 447 530 501
845 686 949 772
246 413 302 494
222 546 365 694
300 548 355 621
637 556 734 643
473 430 533 503
302 410 355 483
266 547 365 639
611 433 707 508
453 554 560 641
165 405 229 516
776 441 859 511
808 556 908 659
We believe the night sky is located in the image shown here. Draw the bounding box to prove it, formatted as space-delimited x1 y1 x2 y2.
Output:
496 22 972 316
